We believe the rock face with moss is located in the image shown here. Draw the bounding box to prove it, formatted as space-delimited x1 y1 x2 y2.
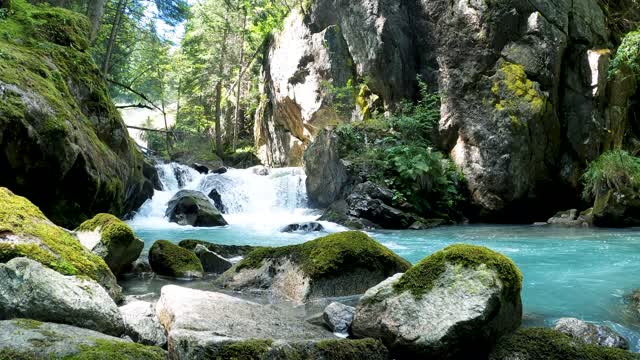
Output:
0 0 156 228
76 213 143 276
351 244 523 358
489 327 639 360
166 190 228 227
0 187 120 299
0 319 166 359
220 231 411 303
149 240 204 279
0 257 124 336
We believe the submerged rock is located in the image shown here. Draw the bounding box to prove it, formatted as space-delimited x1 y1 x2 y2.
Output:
120 301 167 347
166 190 228 227
0 188 120 300
212 166 228 174
220 231 411 303
75 213 144 276
0 319 166 359
0 257 124 336
191 163 209 174
194 244 233 274
554 317 628 349
323 302 355 336
280 222 325 233
178 239 258 259
352 244 523 358
490 328 637 360
149 240 204 279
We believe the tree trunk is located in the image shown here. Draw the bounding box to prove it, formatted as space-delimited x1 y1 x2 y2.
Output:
213 10 230 157
102 0 127 77
86 0 107 44
233 4 248 151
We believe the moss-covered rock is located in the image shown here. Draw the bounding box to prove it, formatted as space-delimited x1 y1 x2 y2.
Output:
178 239 259 259
76 213 143 275
221 231 411 303
0 0 155 228
149 240 203 278
0 187 120 299
489 328 639 360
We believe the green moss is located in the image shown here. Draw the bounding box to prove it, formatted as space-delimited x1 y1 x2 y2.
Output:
314 339 388 360
393 244 522 301
149 240 203 277
14 319 43 330
178 239 260 259
491 328 639 360
0 187 113 287
235 231 411 279
215 339 272 360
62 339 165 360
77 214 135 247
0 349 39 360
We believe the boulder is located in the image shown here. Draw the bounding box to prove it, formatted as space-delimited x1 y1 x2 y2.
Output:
120 301 167 347
206 188 226 213
351 244 523 358
220 231 411 303
547 209 592 227
166 190 228 227
191 163 209 174
304 131 352 207
490 328 637 360
0 319 166 359
323 302 355 336
143 159 163 191
212 166 228 174
156 285 335 357
591 189 640 227
178 239 258 260
280 222 324 233
0 187 120 300
554 317 628 349
194 244 233 274
0 3 154 228
149 240 204 279
0 257 124 336
75 213 144 275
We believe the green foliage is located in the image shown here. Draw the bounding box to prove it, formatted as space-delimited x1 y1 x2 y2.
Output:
581 149 640 201
235 231 411 279
393 244 522 302
492 328 639 360
335 81 466 220
609 29 640 82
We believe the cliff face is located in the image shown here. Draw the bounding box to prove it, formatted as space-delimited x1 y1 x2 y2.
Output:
256 0 638 221
0 1 155 227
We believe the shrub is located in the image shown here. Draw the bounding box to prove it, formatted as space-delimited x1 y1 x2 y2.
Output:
582 149 640 201
609 29 640 81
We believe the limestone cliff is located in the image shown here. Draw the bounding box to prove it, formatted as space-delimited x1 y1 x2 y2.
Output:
0 1 155 227
256 0 639 221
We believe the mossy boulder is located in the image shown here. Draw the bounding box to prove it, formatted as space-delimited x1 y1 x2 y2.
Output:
76 213 143 276
0 187 120 299
148 240 203 279
166 190 228 227
220 231 411 303
489 328 639 360
0 0 155 228
0 319 166 359
178 239 258 259
352 244 523 358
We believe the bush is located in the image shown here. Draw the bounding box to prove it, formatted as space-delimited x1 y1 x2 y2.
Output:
582 149 640 201
609 29 640 81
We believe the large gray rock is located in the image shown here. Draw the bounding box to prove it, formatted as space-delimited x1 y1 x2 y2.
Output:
352 244 523 358
304 130 352 207
547 209 592 227
280 221 325 233
0 319 166 359
323 302 355 335
156 285 334 358
166 190 228 227
0 257 124 336
194 244 233 274
120 300 167 347
554 317 629 349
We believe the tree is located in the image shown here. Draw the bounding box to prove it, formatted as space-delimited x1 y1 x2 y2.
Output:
87 0 107 43
0 0 11 10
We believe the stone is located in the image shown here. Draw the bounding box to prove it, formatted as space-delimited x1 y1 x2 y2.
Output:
304 130 352 207
280 222 324 233
206 188 226 214
149 240 204 279
323 302 355 335
0 319 166 359
219 231 411 304
0 3 154 228
591 189 640 227
194 244 233 274
212 166 228 174
0 258 124 336
120 300 167 347
554 317 628 349
178 239 258 260
0 188 121 300
75 213 144 275
191 163 209 174
547 209 592 227
351 244 523 358
166 190 228 227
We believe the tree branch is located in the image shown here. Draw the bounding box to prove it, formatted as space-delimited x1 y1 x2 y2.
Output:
116 103 155 110
107 78 164 113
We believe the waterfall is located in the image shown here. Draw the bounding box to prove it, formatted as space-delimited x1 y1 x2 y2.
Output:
129 163 318 230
